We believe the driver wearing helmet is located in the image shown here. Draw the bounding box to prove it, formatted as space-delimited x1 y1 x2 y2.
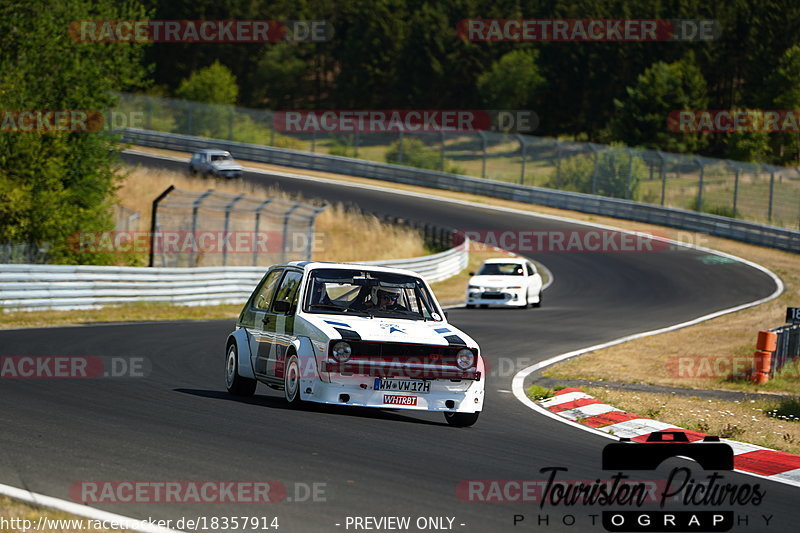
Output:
366 286 406 311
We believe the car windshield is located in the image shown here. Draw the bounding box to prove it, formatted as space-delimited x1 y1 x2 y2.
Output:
210 154 232 162
477 263 524 276
304 268 441 321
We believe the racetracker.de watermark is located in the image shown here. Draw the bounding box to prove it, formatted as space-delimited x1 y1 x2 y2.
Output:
457 230 669 253
0 356 150 379
272 110 538 133
69 20 332 43
668 110 800 133
664 355 764 379
457 19 719 42
69 481 327 504
69 231 324 254
0 110 144 133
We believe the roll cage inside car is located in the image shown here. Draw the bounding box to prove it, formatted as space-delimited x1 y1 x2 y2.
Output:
303 268 443 321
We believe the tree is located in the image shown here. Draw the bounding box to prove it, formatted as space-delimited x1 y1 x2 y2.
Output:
722 110 771 163
611 55 709 153
175 62 239 137
477 49 544 111
768 45 800 163
546 145 647 200
176 61 238 105
0 0 149 264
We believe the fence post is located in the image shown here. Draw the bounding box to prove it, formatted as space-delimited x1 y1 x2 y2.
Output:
281 204 301 262
517 134 526 185
696 158 705 212
625 147 634 199
222 194 245 267
355 127 360 158
145 97 152 130
311 130 316 153
398 131 404 164
228 106 235 141
190 190 214 267
479 131 487 179
148 185 175 267
306 206 326 261
440 130 446 171
555 141 563 189
590 146 600 195
732 164 740 217
252 199 274 267
768 168 775 223
657 151 666 206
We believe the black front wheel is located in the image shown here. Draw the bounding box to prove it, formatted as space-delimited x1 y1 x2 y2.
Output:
444 411 480 427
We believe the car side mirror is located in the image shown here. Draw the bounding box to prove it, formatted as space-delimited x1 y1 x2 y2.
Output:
273 301 291 313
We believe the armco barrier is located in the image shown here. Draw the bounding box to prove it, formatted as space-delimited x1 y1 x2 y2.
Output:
0 239 468 312
121 129 800 253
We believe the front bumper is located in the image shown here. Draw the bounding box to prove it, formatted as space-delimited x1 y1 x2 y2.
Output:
466 288 525 307
300 376 484 413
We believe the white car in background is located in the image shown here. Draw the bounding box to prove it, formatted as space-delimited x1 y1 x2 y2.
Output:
466 258 542 309
225 262 485 427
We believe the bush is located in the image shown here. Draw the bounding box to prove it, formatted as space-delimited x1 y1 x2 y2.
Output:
695 201 739 218
546 145 647 199
385 138 441 170
328 137 356 157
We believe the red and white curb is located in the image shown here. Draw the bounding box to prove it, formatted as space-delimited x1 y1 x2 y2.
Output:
540 387 800 487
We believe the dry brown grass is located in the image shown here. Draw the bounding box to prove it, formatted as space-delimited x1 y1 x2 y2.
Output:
583 387 800 455
0 496 131 533
117 166 427 263
0 302 242 330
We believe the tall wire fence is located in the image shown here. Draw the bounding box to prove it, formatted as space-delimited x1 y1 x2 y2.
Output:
150 186 325 268
116 93 800 230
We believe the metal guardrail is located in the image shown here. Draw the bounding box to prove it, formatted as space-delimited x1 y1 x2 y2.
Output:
770 324 800 377
0 239 469 311
121 129 800 253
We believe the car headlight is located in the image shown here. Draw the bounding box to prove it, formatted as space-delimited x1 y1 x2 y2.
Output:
456 348 475 369
331 341 352 362
505 286 522 290
467 285 480 290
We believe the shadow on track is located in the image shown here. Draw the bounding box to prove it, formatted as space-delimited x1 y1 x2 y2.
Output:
174 388 449 426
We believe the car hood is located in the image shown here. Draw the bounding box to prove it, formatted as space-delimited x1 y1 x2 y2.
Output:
305 314 477 348
469 275 524 288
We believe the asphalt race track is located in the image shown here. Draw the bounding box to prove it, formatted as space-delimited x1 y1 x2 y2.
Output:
0 151 794 532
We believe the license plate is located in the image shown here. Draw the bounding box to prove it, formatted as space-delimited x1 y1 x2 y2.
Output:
374 378 430 394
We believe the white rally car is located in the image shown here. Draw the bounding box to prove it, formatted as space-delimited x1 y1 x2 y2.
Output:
225 262 484 427
466 257 543 308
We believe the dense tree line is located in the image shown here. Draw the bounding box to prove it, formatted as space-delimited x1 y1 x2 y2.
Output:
3 0 799 261
142 0 800 163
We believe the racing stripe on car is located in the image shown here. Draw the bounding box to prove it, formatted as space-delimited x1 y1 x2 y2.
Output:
443 334 467 346
333 327 361 341
434 327 451 333
325 320 351 328
539 387 800 487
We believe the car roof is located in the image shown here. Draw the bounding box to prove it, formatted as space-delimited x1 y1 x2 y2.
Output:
481 257 526 264
282 261 424 279
194 149 231 155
